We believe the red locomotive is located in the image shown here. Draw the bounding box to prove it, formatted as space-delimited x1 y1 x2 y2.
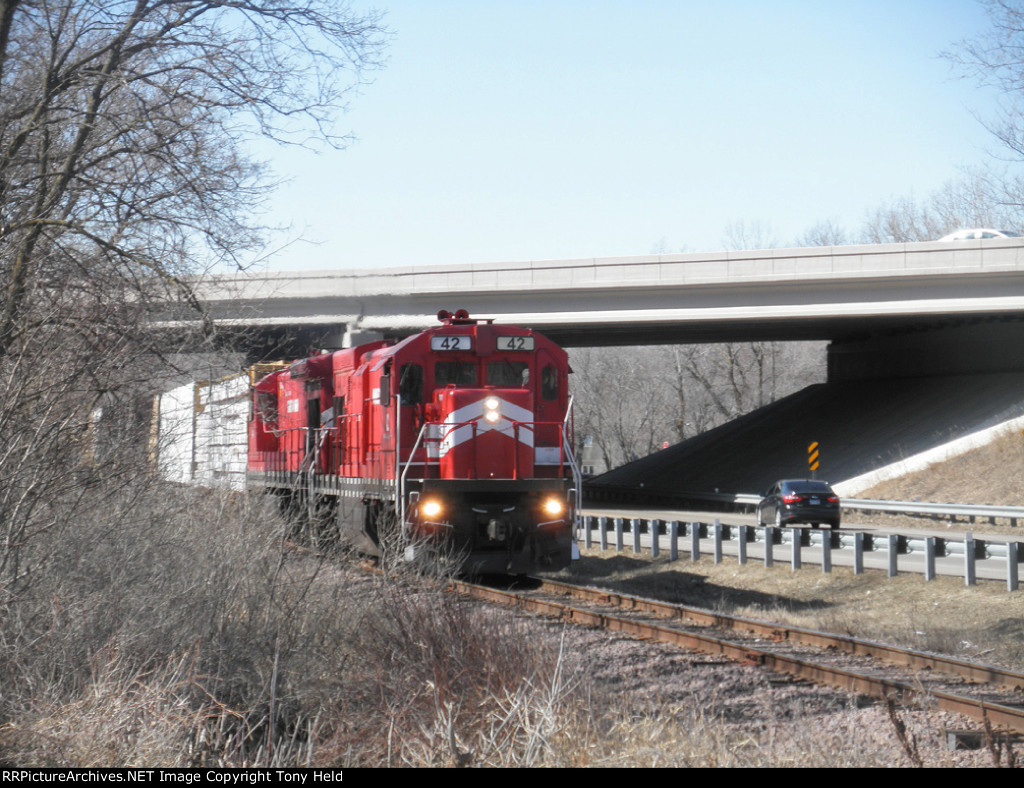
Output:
247 310 580 574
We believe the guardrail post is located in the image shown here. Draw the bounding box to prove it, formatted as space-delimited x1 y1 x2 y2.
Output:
887 534 898 577
1009 542 1019 592
690 522 701 562
651 519 660 557
853 532 864 575
599 516 608 551
669 521 679 561
924 537 936 582
964 532 976 586
737 525 748 565
821 529 832 573
791 528 802 570
713 519 723 564
614 518 623 553
632 518 641 554
763 526 775 567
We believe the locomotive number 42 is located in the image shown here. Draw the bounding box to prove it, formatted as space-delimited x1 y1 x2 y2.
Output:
496 336 535 351
430 335 472 351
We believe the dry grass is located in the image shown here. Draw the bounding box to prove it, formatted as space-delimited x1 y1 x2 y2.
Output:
846 426 1024 536
860 427 1024 506
0 486 582 768
2 442 1021 767
3 518 1017 766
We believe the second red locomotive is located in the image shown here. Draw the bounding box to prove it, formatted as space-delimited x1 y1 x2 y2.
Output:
247 310 580 574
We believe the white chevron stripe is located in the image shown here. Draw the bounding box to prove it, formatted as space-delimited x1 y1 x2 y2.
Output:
428 396 535 458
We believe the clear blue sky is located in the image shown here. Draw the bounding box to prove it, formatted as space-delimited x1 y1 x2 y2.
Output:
253 0 1004 272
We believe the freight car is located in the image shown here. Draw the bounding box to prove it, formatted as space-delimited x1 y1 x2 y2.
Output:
246 310 581 574
152 371 252 492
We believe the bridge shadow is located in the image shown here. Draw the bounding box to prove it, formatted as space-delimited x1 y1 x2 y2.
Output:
558 553 835 615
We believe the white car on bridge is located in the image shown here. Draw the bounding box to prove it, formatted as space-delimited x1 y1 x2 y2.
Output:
938 228 1021 241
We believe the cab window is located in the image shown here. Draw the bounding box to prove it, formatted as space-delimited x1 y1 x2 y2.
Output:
256 390 278 422
435 361 477 386
399 363 423 405
487 361 529 387
541 365 558 401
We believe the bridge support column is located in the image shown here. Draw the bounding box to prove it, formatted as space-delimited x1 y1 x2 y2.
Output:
335 327 384 349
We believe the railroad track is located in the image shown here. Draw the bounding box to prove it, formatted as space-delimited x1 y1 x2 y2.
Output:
452 576 1024 736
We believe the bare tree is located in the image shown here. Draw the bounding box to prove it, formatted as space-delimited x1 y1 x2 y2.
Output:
0 1 385 359
571 346 674 469
721 218 779 251
947 0 1024 163
665 341 824 435
933 2 1024 226
570 340 824 471
795 219 849 247
858 173 1019 243
0 1 386 724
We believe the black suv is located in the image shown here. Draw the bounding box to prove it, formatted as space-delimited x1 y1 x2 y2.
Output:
756 479 840 529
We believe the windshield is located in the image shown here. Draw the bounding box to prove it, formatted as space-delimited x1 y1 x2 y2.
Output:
435 361 477 386
487 360 529 387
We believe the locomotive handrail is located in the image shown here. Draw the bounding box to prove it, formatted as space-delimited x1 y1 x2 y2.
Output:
395 397 402 528
305 426 321 516
563 395 583 533
398 421 429 528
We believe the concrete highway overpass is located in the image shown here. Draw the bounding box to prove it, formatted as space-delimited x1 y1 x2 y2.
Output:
192 238 1024 380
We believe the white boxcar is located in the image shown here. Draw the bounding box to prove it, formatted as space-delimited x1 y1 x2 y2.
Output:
154 373 250 491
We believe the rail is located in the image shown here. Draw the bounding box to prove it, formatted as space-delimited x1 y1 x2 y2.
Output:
454 578 1024 736
837 497 1024 525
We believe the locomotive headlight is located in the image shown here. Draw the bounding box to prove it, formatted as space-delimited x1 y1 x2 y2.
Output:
542 497 564 517
484 396 501 422
421 499 443 519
